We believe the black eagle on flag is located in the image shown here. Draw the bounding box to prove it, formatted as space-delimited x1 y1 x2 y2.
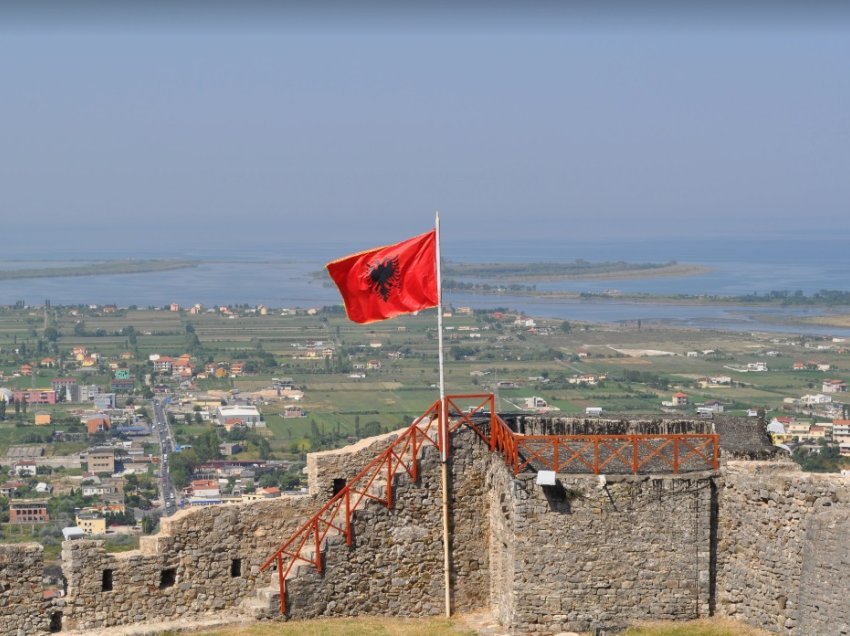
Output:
367 257 400 302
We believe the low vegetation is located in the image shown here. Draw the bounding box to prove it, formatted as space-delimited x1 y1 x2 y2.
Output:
622 618 771 635
186 617 474 636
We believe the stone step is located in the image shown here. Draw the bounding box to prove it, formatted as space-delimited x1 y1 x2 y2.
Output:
239 586 279 619
255 586 280 602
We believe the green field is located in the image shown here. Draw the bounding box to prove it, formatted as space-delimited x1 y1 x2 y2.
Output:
1 303 849 480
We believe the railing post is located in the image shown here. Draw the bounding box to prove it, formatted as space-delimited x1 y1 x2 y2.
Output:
632 436 639 474
593 437 600 475
344 489 352 546
553 438 559 473
386 455 393 509
314 520 322 573
713 434 720 470
411 428 419 482
277 554 286 614
673 437 680 474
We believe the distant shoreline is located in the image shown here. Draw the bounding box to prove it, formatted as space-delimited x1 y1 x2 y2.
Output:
800 314 850 328
447 287 850 312
510 263 711 282
0 260 199 281
442 260 711 282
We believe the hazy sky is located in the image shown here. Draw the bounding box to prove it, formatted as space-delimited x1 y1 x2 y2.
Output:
2 2 849 250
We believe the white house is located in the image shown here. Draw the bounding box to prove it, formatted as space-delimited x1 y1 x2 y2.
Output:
522 396 547 410
217 405 264 428
13 461 37 477
823 379 848 394
700 400 725 414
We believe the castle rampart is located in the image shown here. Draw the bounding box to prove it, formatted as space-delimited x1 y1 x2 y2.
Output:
717 461 850 635
2 415 849 635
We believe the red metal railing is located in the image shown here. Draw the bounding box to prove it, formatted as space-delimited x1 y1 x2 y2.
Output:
509 433 719 475
260 398 445 613
259 394 719 614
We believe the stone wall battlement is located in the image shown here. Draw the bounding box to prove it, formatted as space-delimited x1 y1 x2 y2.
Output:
1 418 848 635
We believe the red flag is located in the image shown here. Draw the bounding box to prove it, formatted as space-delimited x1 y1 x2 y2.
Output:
326 230 439 324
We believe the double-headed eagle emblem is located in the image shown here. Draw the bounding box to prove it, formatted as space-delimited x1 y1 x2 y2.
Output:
367 257 400 302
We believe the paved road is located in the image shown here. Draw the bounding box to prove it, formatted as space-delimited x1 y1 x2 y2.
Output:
153 399 178 516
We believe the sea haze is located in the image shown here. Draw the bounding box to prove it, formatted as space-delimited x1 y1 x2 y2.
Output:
0 236 849 336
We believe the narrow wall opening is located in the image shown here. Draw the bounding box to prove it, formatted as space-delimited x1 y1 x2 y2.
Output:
102 569 113 592
332 478 346 496
159 567 177 589
231 558 242 578
49 612 62 633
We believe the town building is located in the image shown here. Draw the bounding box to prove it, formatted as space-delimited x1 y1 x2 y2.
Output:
823 379 848 393
34 412 52 426
78 384 102 402
12 461 37 477
9 499 50 523
87 447 116 475
93 393 116 410
51 378 79 401
86 416 111 434
75 512 106 535
12 389 57 405
672 392 689 406
217 405 263 428
111 378 135 393
189 479 221 499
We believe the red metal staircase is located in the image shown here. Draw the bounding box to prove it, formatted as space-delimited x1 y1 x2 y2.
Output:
257 393 719 614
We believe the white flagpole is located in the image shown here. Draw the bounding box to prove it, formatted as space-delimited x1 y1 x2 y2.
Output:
436 212 447 459
435 211 451 618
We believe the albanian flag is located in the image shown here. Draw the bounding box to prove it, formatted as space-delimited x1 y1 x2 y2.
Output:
326 230 439 324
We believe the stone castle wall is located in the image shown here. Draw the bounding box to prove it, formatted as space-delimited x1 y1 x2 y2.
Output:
3 417 850 635
717 461 850 635
60 495 317 631
488 466 715 634
0 544 52 635
290 428 492 617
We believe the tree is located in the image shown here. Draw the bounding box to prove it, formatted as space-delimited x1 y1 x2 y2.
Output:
194 430 221 463
258 438 271 460
259 473 278 488
141 513 160 534
361 421 382 437
43 327 59 343
560 321 572 333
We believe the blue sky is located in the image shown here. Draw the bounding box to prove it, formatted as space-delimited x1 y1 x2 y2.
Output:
1 3 849 250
